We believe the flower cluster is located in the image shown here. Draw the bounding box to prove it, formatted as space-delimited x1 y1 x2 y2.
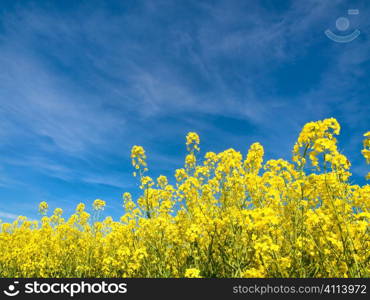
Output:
0 118 369 278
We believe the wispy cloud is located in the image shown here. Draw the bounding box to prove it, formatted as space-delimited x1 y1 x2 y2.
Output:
0 211 19 221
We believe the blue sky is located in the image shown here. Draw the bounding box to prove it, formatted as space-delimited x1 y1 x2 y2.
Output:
0 0 369 221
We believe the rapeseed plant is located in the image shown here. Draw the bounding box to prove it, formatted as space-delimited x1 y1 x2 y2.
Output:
0 118 369 278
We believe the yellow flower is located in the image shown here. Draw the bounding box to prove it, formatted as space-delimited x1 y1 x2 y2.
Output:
131 145 147 170
38 201 48 215
76 203 85 213
241 267 266 278
93 199 106 210
184 268 201 278
186 132 200 152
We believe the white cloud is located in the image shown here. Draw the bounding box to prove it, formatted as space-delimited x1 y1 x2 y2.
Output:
0 211 19 221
